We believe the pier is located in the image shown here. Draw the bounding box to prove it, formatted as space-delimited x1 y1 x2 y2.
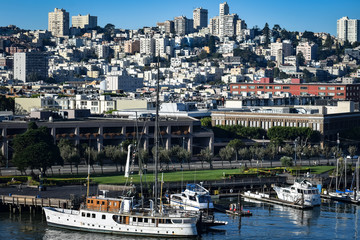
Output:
321 194 360 205
241 192 313 210
0 194 74 213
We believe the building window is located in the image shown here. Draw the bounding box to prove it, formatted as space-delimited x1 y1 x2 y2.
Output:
300 86 308 90
328 87 335 90
257 86 264 89
274 86 281 89
319 92 326 96
283 86 290 89
328 92 335 96
336 87 344 90
102 215 106 219
232 86 239 89
240 86 247 89
249 86 255 89
233 91 239 95
318 87 326 90
337 93 344 96
266 86 272 89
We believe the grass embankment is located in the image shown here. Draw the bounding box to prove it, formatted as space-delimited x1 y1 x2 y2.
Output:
5 166 334 186
85 166 335 185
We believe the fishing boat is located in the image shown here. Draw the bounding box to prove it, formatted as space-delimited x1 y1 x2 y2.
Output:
167 183 214 211
273 179 321 207
43 58 198 237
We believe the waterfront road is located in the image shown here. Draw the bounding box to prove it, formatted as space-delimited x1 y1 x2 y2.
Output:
0 158 339 177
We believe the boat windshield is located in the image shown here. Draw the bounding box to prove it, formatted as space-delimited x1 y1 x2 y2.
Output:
198 195 211 203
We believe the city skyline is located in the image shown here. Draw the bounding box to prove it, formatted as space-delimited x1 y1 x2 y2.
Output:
0 0 360 35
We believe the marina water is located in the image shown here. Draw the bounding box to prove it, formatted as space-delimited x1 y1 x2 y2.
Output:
0 198 359 240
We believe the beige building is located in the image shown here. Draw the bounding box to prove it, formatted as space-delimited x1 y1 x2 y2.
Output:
72 14 97 29
211 102 359 143
124 40 140 54
296 42 318 61
48 8 69 37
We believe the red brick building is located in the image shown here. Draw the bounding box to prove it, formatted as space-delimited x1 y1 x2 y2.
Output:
230 82 360 101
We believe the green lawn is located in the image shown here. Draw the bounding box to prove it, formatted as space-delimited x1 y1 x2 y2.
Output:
42 166 335 185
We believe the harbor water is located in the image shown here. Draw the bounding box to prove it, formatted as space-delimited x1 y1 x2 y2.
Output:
0 198 359 240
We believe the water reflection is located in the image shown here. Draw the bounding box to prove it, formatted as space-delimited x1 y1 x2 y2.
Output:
272 205 320 226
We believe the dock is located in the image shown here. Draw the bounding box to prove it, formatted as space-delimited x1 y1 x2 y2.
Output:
0 194 75 213
321 194 360 205
241 192 313 210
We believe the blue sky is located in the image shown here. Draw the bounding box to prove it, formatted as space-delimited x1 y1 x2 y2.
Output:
0 0 359 35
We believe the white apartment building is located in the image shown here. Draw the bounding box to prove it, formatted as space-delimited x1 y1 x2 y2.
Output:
223 14 238 37
174 16 193 35
106 71 143 92
48 8 69 37
95 45 110 59
337 16 360 43
14 52 48 82
72 14 97 29
236 19 247 36
140 37 155 55
209 16 219 35
296 42 318 61
270 41 293 60
193 8 208 30
219 2 229 37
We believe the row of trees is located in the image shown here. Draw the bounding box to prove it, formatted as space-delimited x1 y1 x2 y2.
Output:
218 140 359 168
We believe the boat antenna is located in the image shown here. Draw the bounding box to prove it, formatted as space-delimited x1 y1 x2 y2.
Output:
154 53 160 212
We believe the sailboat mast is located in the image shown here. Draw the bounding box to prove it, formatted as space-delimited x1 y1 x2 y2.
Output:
154 55 160 212
357 157 359 197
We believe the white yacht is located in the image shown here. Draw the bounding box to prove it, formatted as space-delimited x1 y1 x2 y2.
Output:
168 184 214 211
273 180 321 207
43 194 198 237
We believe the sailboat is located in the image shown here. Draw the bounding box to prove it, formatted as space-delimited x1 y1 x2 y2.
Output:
43 60 198 237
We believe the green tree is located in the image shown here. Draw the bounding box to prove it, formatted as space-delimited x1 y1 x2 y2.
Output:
348 145 357 165
58 139 79 174
282 144 294 157
322 145 332 165
296 52 305 66
228 139 244 162
104 145 122 172
303 146 312 166
238 148 250 166
0 96 15 112
262 23 270 46
219 146 234 167
200 117 212 128
12 123 62 175
266 144 278 167
323 35 333 49
280 156 293 167
208 36 216 54
93 150 106 174
197 148 213 169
